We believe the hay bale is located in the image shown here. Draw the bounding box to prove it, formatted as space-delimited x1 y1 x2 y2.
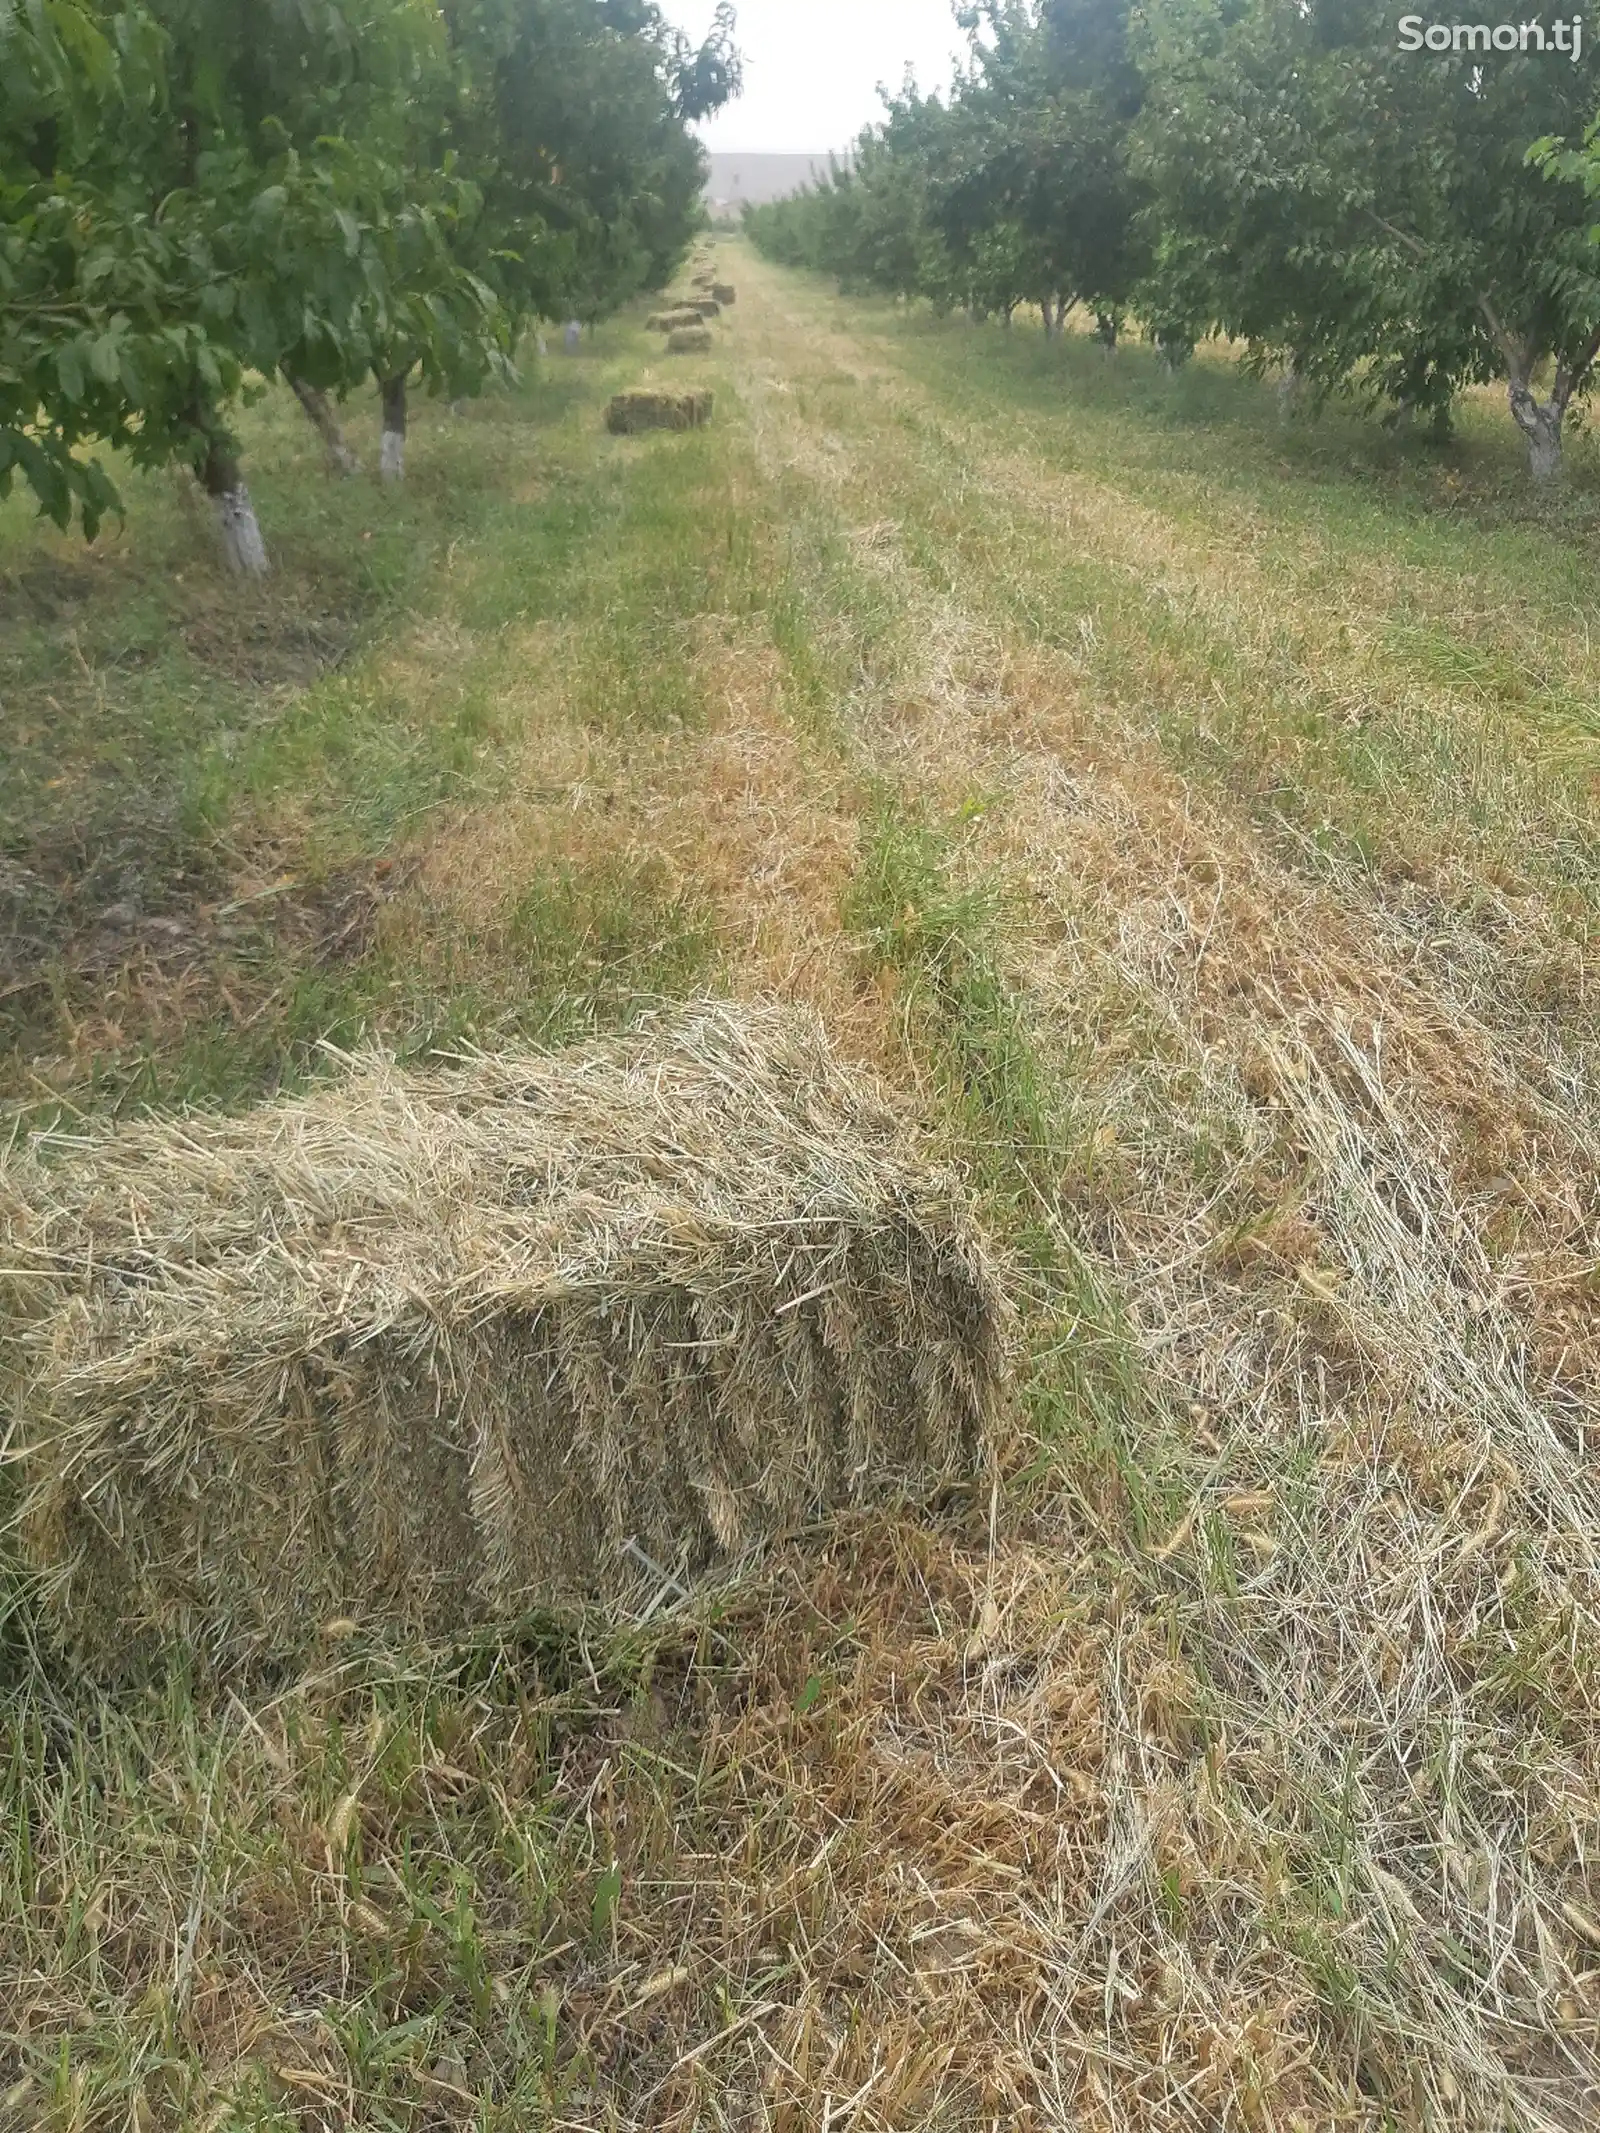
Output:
605 387 714 434
712 283 736 306
2 1004 1009 1676
666 326 714 355
692 300 722 320
647 307 707 333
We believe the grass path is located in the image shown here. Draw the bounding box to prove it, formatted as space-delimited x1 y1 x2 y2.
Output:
4 248 1600 2131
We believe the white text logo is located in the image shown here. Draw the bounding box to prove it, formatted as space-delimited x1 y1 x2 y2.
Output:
1398 13 1584 52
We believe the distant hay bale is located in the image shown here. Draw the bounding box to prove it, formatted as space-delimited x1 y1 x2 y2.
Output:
605 387 713 434
712 283 736 306
2 1003 1010 1677
647 307 706 333
666 326 714 355
692 300 721 319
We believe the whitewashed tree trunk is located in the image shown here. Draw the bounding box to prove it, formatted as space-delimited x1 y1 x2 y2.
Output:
1508 366 1566 485
287 375 360 476
379 371 408 484
198 434 268 575
214 486 269 574
1277 365 1305 421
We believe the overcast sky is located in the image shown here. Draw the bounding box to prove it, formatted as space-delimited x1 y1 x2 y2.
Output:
665 0 968 155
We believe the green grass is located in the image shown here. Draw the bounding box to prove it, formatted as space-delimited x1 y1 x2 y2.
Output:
764 289 1600 936
0 326 753 1119
6 248 1600 2130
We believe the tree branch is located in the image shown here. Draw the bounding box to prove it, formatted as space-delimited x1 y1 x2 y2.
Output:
1365 208 1431 263
1474 291 1528 380
1552 319 1600 412
1361 208 1528 377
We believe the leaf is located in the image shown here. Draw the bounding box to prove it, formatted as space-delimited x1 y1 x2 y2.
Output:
591 1861 622 1942
53 338 85 404
87 329 121 385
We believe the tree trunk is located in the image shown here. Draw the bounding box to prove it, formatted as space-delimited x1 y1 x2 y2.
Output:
287 375 360 476
379 372 408 484
1507 367 1566 485
196 431 268 575
1276 363 1306 421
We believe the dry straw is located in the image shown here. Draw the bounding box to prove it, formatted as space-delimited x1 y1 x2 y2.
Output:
606 387 714 434
666 326 714 355
1 1003 1009 1678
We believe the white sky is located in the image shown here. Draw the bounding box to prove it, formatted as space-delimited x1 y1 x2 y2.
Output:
665 0 967 155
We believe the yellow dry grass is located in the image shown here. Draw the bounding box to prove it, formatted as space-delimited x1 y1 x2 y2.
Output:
8 249 1600 2133
660 246 1600 2129
409 562 888 1062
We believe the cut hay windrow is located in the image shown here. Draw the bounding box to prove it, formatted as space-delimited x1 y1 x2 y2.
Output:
1 1004 1009 1678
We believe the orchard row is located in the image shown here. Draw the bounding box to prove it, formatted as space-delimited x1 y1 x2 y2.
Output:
1 0 740 567
744 0 1600 483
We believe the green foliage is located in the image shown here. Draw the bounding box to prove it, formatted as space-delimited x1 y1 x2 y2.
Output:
745 0 1152 328
1138 0 1600 466
0 0 740 537
745 0 1600 479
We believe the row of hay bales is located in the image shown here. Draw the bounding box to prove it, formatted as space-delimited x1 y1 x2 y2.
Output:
607 255 734 431
0 1003 1010 1679
647 302 719 329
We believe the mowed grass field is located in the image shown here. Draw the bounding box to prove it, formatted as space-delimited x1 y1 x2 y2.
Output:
4 243 1600 2129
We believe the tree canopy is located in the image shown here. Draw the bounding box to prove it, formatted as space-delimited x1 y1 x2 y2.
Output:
1 0 739 555
744 0 1600 479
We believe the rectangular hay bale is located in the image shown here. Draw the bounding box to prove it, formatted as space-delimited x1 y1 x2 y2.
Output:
605 387 714 434
1 1004 1009 1676
666 326 714 355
